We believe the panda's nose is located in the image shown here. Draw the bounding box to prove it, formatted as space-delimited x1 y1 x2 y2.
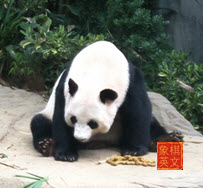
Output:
74 123 91 142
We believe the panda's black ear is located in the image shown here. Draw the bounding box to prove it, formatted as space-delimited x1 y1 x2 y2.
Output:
100 89 118 104
68 78 78 96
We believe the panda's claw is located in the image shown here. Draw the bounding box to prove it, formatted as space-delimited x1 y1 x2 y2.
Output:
121 146 148 156
158 132 183 142
54 151 79 162
37 138 55 157
121 149 136 156
135 147 148 156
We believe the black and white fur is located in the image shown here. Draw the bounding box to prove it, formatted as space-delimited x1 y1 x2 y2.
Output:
31 41 182 161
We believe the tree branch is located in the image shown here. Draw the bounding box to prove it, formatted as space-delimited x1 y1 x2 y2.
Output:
176 80 194 92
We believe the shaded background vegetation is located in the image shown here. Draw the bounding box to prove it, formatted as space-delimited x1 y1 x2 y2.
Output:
0 0 202 132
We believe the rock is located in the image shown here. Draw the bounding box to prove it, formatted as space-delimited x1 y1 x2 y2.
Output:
149 92 202 136
152 0 203 64
0 85 203 188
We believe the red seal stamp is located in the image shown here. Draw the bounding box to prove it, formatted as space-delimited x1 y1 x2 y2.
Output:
157 142 183 170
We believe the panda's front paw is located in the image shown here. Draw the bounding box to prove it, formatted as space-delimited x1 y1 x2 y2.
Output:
121 149 136 156
54 149 79 162
135 147 148 156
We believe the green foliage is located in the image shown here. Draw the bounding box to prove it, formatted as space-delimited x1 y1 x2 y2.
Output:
0 0 48 49
0 0 25 48
65 0 171 87
104 0 171 87
60 0 107 34
0 153 8 158
16 172 49 188
0 0 49 77
7 15 105 87
6 45 30 76
155 51 203 129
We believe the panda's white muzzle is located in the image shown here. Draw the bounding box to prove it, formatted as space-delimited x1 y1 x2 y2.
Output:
73 123 92 142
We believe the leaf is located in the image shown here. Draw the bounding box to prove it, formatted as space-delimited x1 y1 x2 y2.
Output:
51 49 57 54
26 173 45 179
0 153 8 158
4 0 15 25
20 30 28 37
34 15 52 32
15 175 39 181
158 72 167 77
35 45 41 50
6 45 17 61
8 67 15 75
16 173 49 188
32 180 43 188
20 41 32 48
21 181 36 188
64 4 80 17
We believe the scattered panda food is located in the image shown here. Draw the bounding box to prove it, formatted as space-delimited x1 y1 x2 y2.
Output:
106 155 156 167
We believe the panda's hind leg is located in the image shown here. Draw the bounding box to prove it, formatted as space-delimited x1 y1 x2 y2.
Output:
149 132 183 152
30 114 54 156
149 116 184 152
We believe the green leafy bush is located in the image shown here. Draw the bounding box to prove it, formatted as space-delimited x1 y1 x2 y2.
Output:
0 0 48 77
58 0 107 34
0 0 48 49
7 15 105 88
104 0 171 87
155 51 203 129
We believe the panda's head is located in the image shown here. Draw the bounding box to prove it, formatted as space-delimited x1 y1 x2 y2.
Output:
65 78 118 143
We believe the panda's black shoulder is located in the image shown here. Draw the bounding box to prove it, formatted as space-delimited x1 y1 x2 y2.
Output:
128 62 146 87
55 63 72 95
119 61 150 112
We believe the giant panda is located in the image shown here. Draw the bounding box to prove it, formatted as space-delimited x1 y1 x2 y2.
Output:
31 41 182 162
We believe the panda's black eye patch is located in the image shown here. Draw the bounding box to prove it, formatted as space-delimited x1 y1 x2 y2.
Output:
88 120 98 129
69 78 78 96
70 116 77 124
